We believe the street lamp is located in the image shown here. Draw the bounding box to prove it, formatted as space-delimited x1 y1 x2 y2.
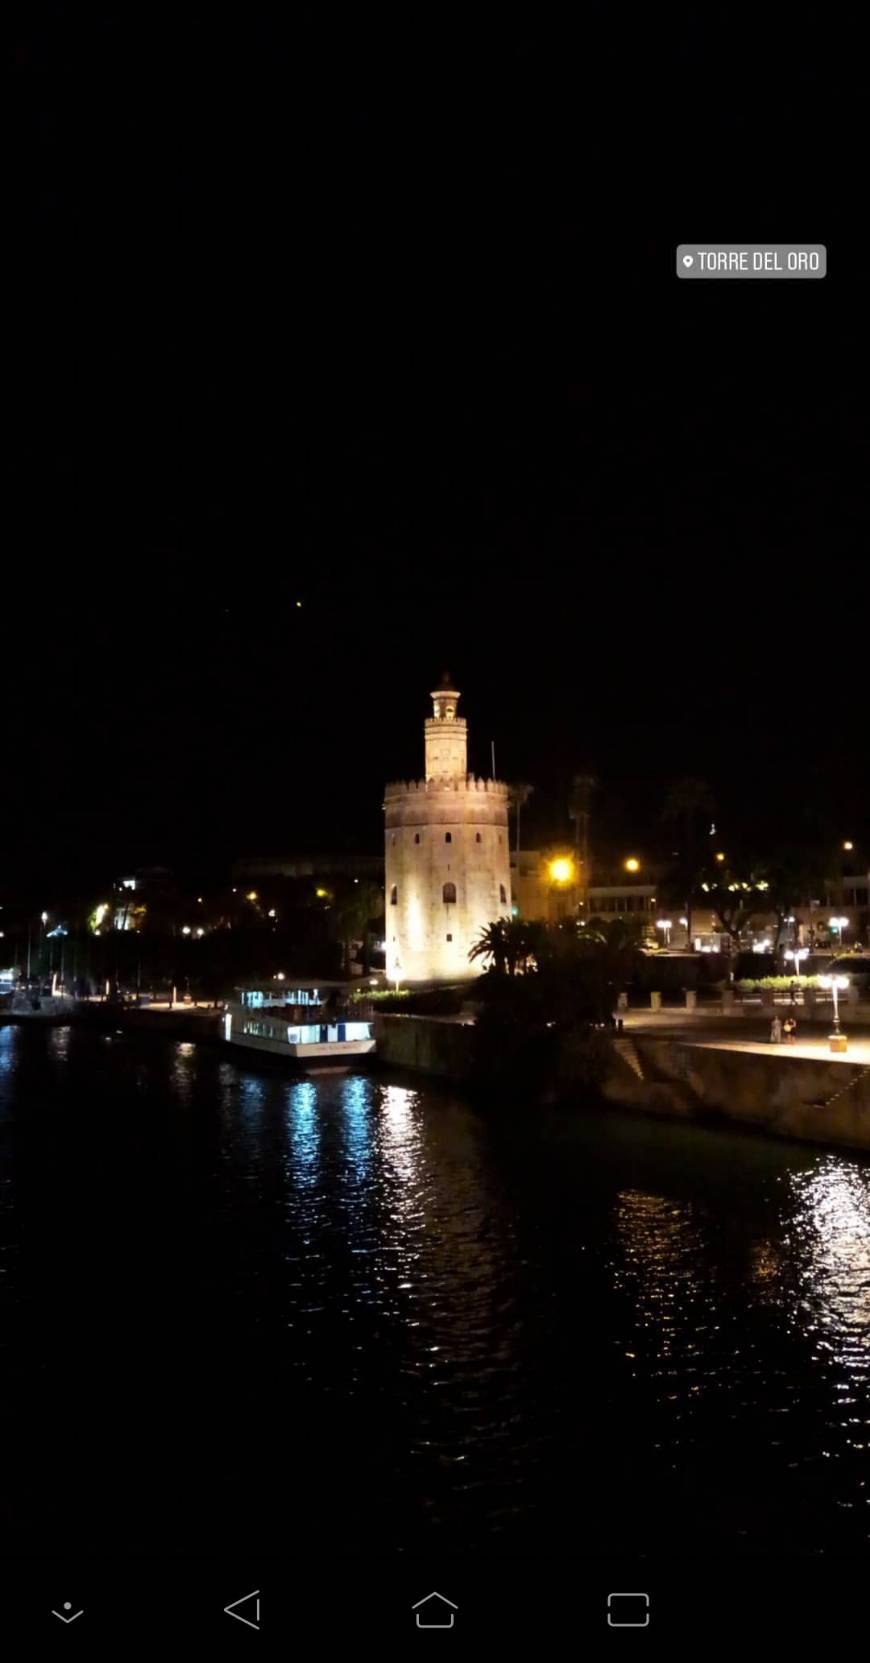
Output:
828 915 848 946
624 857 640 873
548 857 575 885
842 840 853 852
818 973 849 1051
785 948 809 975
656 918 672 947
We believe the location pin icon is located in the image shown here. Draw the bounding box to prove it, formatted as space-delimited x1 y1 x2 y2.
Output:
682 255 694 267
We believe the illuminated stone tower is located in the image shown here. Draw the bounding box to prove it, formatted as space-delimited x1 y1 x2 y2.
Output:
383 675 512 983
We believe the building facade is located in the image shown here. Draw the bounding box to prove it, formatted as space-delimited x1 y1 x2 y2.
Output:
384 679 512 982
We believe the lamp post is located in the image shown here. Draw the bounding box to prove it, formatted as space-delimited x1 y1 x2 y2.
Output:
547 856 576 924
819 972 849 1053
828 915 848 947
656 918 672 948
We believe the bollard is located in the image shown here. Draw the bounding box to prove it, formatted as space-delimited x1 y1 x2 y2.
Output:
684 989 697 1011
650 990 662 1012
829 1032 848 1054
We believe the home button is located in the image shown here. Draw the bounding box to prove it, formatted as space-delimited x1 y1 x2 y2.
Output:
412 1592 458 1630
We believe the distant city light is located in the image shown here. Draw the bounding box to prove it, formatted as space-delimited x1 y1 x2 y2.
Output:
625 857 640 872
195 928 204 937
679 917 688 926
548 858 574 885
41 911 48 924
197 896 203 903
715 852 725 863
316 887 329 899
182 926 191 936
246 891 258 902
267 908 276 918
275 972 285 980
843 840 853 851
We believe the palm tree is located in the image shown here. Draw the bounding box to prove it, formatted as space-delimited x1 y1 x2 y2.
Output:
663 776 715 949
508 781 534 860
469 918 545 977
568 772 597 914
469 920 509 976
331 881 383 975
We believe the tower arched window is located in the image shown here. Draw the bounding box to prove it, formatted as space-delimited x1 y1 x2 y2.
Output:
442 882 456 904
414 833 420 844
475 832 482 843
445 832 452 843
390 885 398 905
500 884 507 904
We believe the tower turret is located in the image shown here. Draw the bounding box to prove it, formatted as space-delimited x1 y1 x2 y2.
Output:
425 672 467 780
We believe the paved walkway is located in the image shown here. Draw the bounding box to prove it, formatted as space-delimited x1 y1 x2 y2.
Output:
623 1008 870 1065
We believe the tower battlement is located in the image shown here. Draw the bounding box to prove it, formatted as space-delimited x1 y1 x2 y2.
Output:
384 775 509 800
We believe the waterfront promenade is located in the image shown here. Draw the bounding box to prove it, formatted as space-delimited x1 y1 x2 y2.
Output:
623 1007 870 1066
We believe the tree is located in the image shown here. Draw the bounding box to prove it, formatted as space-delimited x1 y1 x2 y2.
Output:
568 772 597 907
507 781 534 860
662 776 716 948
330 881 383 975
758 844 826 960
469 918 545 977
697 854 770 956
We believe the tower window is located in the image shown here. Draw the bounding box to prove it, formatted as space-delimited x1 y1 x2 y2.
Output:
445 832 452 843
442 883 456 904
500 884 507 904
446 933 453 942
390 885 398 905
475 832 481 843
414 833 420 844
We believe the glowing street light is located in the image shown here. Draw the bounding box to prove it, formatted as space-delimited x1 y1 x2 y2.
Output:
181 926 191 936
715 852 726 864
819 973 849 1040
548 857 575 885
624 857 640 873
785 947 810 974
656 918 672 947
842 840 853 852
828 915 849 945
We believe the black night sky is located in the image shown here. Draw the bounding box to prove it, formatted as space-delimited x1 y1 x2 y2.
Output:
8 7 866 894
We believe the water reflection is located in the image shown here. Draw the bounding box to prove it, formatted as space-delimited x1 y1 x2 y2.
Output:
1 1031 869 1555
286 1079 320 1191
612 1189 708 1368
786 1159 870 1382
341 1074 372 1184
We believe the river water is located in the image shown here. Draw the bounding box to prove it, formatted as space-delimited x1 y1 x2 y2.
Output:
0 1024 867 1557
